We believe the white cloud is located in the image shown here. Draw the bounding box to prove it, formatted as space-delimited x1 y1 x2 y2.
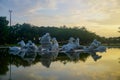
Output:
0 0 120 37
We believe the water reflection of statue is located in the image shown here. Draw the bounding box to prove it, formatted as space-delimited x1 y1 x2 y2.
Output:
84 39 106 61
40 57 52 68
40 52 58 68
65 52 80 61
23 57 35 65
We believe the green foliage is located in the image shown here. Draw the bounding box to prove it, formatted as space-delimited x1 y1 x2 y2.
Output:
0 17 9 44
0 16 119 45
7 23 104 44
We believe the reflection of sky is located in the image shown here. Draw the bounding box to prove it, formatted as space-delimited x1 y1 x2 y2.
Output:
1 48 120 80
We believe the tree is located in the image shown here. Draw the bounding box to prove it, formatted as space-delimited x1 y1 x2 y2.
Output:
0 17 9 45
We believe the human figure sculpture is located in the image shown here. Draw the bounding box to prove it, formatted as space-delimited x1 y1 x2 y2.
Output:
51 38 59 59
51 38 59 51
39 33 60 57
74 38 80 48
40 33 52 50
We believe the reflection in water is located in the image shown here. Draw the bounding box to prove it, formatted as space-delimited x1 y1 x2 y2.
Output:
9 55 12 80
40 56 51 68
0 49 91 75
119 58 120 63
0 48 120 80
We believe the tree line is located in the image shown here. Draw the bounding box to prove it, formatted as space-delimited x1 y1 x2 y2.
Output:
0 16 119 45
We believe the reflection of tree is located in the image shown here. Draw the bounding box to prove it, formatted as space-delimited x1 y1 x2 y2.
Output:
118 58 120 63
56 52 90 64
0 50 93 75
79 53 90 62
0 50 9 75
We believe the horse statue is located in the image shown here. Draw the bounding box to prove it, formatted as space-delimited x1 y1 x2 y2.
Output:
84 39 106 61
9 40 38 58
84 39 106 53
19 40 38 58
9 40 26 55
61 37 80 52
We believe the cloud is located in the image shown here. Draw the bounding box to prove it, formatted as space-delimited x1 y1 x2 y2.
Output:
0 0 120 37
0 0 58 15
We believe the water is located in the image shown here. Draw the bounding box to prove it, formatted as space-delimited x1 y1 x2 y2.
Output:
0 48 120 80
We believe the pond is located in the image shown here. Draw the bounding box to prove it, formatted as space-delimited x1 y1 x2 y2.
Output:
0 48 120 80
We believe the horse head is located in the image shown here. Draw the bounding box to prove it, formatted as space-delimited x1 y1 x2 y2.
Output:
88 39 101 50
40 33 51 44
18 40 25 47
69 37 75 43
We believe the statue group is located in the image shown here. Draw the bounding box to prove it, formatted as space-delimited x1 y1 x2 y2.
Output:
9 33 106 61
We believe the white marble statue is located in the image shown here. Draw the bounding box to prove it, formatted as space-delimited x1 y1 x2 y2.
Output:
84 39 106 52
51 38 59 52
9 40 26 55
38 33 60 58
74 38 80 48
25 40 38 52
88 39 101 50
61 37 80 52
9 40 38 58
51 38 59 59
84 39 106 61
18 40 26 48
40 33 52 50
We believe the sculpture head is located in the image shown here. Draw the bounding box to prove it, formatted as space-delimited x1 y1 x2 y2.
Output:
89 39 101 49
69 37 75 43
40 33 51 44
52 38 57 43
28 40 33 45
18 40 25 47
76 38 79 43
75 38 80 47
46 33 50 36
93 39 101 47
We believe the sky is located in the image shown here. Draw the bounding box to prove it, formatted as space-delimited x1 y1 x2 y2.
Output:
0 0 120 37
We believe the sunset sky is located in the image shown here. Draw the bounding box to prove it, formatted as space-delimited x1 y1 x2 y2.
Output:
0 0 120 37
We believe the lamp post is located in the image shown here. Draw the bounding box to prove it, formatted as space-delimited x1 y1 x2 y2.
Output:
9 10 12 27
9 10 12 80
